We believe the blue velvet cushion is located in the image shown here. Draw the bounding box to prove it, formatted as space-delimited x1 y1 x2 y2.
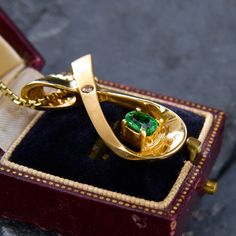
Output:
10 102 204 201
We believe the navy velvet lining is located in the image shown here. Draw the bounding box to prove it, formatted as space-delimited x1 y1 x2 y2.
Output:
10 103 204 201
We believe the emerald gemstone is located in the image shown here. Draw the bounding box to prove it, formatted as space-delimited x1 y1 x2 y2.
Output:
125 111 158 136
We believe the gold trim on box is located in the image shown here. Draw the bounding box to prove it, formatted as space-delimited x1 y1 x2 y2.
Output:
0 83 222 216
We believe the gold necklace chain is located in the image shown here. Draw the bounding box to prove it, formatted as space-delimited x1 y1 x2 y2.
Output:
0 80 67 109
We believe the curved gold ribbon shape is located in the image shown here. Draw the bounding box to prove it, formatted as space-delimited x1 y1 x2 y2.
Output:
21 55 187 161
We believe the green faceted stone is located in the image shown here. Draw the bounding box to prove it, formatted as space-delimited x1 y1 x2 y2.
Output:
125 111 158 136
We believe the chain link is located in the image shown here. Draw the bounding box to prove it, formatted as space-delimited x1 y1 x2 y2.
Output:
0 80 68 109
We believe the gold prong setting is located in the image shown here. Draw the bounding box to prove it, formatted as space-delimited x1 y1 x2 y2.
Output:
121 109 164 154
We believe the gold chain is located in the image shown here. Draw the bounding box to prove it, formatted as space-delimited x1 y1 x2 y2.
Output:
0 80 67 109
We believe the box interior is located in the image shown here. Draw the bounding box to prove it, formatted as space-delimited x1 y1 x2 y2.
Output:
0 33 206 203
8 102 204 202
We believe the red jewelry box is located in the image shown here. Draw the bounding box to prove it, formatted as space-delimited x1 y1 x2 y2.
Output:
0 9 226 236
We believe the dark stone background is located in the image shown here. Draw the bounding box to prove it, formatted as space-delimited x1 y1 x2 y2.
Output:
0 0 236 235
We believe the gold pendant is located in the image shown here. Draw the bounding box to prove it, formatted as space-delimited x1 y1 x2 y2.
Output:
21 55 187 161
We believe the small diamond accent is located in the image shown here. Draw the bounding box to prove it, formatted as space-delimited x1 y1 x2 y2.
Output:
81 85 94 93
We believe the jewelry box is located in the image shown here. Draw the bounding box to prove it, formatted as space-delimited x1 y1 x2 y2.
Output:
0 9 226 236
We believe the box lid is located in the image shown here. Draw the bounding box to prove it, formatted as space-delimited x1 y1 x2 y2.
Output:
0 8 44 70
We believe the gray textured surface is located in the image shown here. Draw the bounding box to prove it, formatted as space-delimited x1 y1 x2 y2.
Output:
0 0 236 235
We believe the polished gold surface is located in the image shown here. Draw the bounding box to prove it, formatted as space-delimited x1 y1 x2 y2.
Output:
20 74 77 109
204 180 218 195
20 54 187 161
